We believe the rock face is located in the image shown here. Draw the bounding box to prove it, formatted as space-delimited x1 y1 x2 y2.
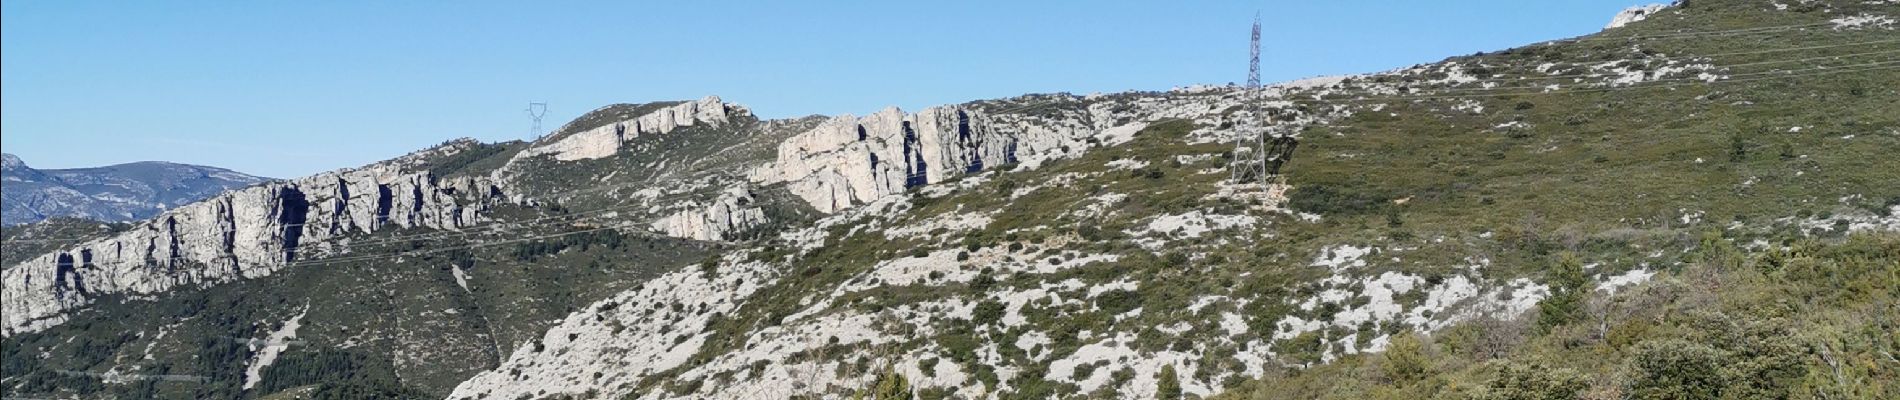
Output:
751 105 1118 213
0 90 1260 336
512 96 744 162
1606 3 1671 29
0 145 506 336
749 93 1241 214
650 186 767 242
1 153 270 225
751 107 1007 213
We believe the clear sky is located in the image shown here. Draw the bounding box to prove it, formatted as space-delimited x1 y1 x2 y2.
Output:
2 0 1649 178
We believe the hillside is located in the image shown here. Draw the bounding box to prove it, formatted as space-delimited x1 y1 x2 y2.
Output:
3 0 1898 399
1 153 271 225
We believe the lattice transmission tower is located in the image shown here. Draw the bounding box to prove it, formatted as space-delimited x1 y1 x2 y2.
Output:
526 102 549 140
1230 13 1266 184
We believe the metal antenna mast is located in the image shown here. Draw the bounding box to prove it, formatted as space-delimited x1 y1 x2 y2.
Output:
1231 13 1264 184
1249 13 1266 182
526 102 549 140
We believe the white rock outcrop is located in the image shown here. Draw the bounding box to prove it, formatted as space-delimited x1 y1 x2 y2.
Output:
750 106 1017 213
650 186 767 241
749 94 1226 214
514 96 742 162
1606 3 1670 29
1 145 506 336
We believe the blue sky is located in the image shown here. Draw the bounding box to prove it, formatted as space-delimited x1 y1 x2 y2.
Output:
2 0 1647 178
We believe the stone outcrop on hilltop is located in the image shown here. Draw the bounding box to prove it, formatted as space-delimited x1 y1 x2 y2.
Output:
751 106 1017 213
0 143 507 336
748 92 1249 214
511 96 744 162
1606 3 1672 29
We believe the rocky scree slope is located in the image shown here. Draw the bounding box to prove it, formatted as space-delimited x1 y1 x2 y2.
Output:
1 153 269 225
6 0 1900 398
0 83 1256 398
449 1 1900 399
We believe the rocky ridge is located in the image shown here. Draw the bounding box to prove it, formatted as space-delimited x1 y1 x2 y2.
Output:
1607 3 1673 29
508 96 743 163
6 2 1899 397
1 141 507 336
444 3 1900 398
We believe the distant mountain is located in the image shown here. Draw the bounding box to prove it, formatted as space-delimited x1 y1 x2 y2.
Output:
0 153 270 225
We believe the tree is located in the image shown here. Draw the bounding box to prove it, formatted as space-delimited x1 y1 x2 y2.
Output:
1536 253 1589 332
1155 364 1183 400
854 369 912 400
1378 332 1432 383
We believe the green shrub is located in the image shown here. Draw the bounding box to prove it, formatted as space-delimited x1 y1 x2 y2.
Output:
1470 361 1586 400
1155 364 1182 400
1630 340 1727 400
1094 289 1142 314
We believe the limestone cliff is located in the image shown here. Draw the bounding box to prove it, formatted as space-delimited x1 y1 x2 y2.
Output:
509 96 744 163
650 186 767 242
1 143 506 336
1606 3 1672 29
751 91 1251 213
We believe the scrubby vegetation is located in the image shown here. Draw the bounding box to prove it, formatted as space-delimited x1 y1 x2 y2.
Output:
0 219 713 398
5 1 1895 398
1213 232 1899 400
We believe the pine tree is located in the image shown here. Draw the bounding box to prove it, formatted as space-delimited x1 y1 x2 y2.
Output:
1536 253 1589 331
1155 364 1182 400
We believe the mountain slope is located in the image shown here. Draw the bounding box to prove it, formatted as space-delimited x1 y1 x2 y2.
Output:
1 153 271 225
3 0 1897 399
449 1 1900 399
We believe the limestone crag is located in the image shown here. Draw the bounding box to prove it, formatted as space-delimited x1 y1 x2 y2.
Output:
650 186 767 242
1 153 505 336
751 91 1250 214
1606 3 1671 29
751 107 1002 213
513 96 744 162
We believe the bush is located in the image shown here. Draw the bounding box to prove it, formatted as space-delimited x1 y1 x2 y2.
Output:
1630 340 1727 400
1377 333 1432 383
856 368 912 400
1155 364 1182 400
1287 184 1390 215
1094 289 1143 314
1470 361 1586 400
970 301 1006 325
